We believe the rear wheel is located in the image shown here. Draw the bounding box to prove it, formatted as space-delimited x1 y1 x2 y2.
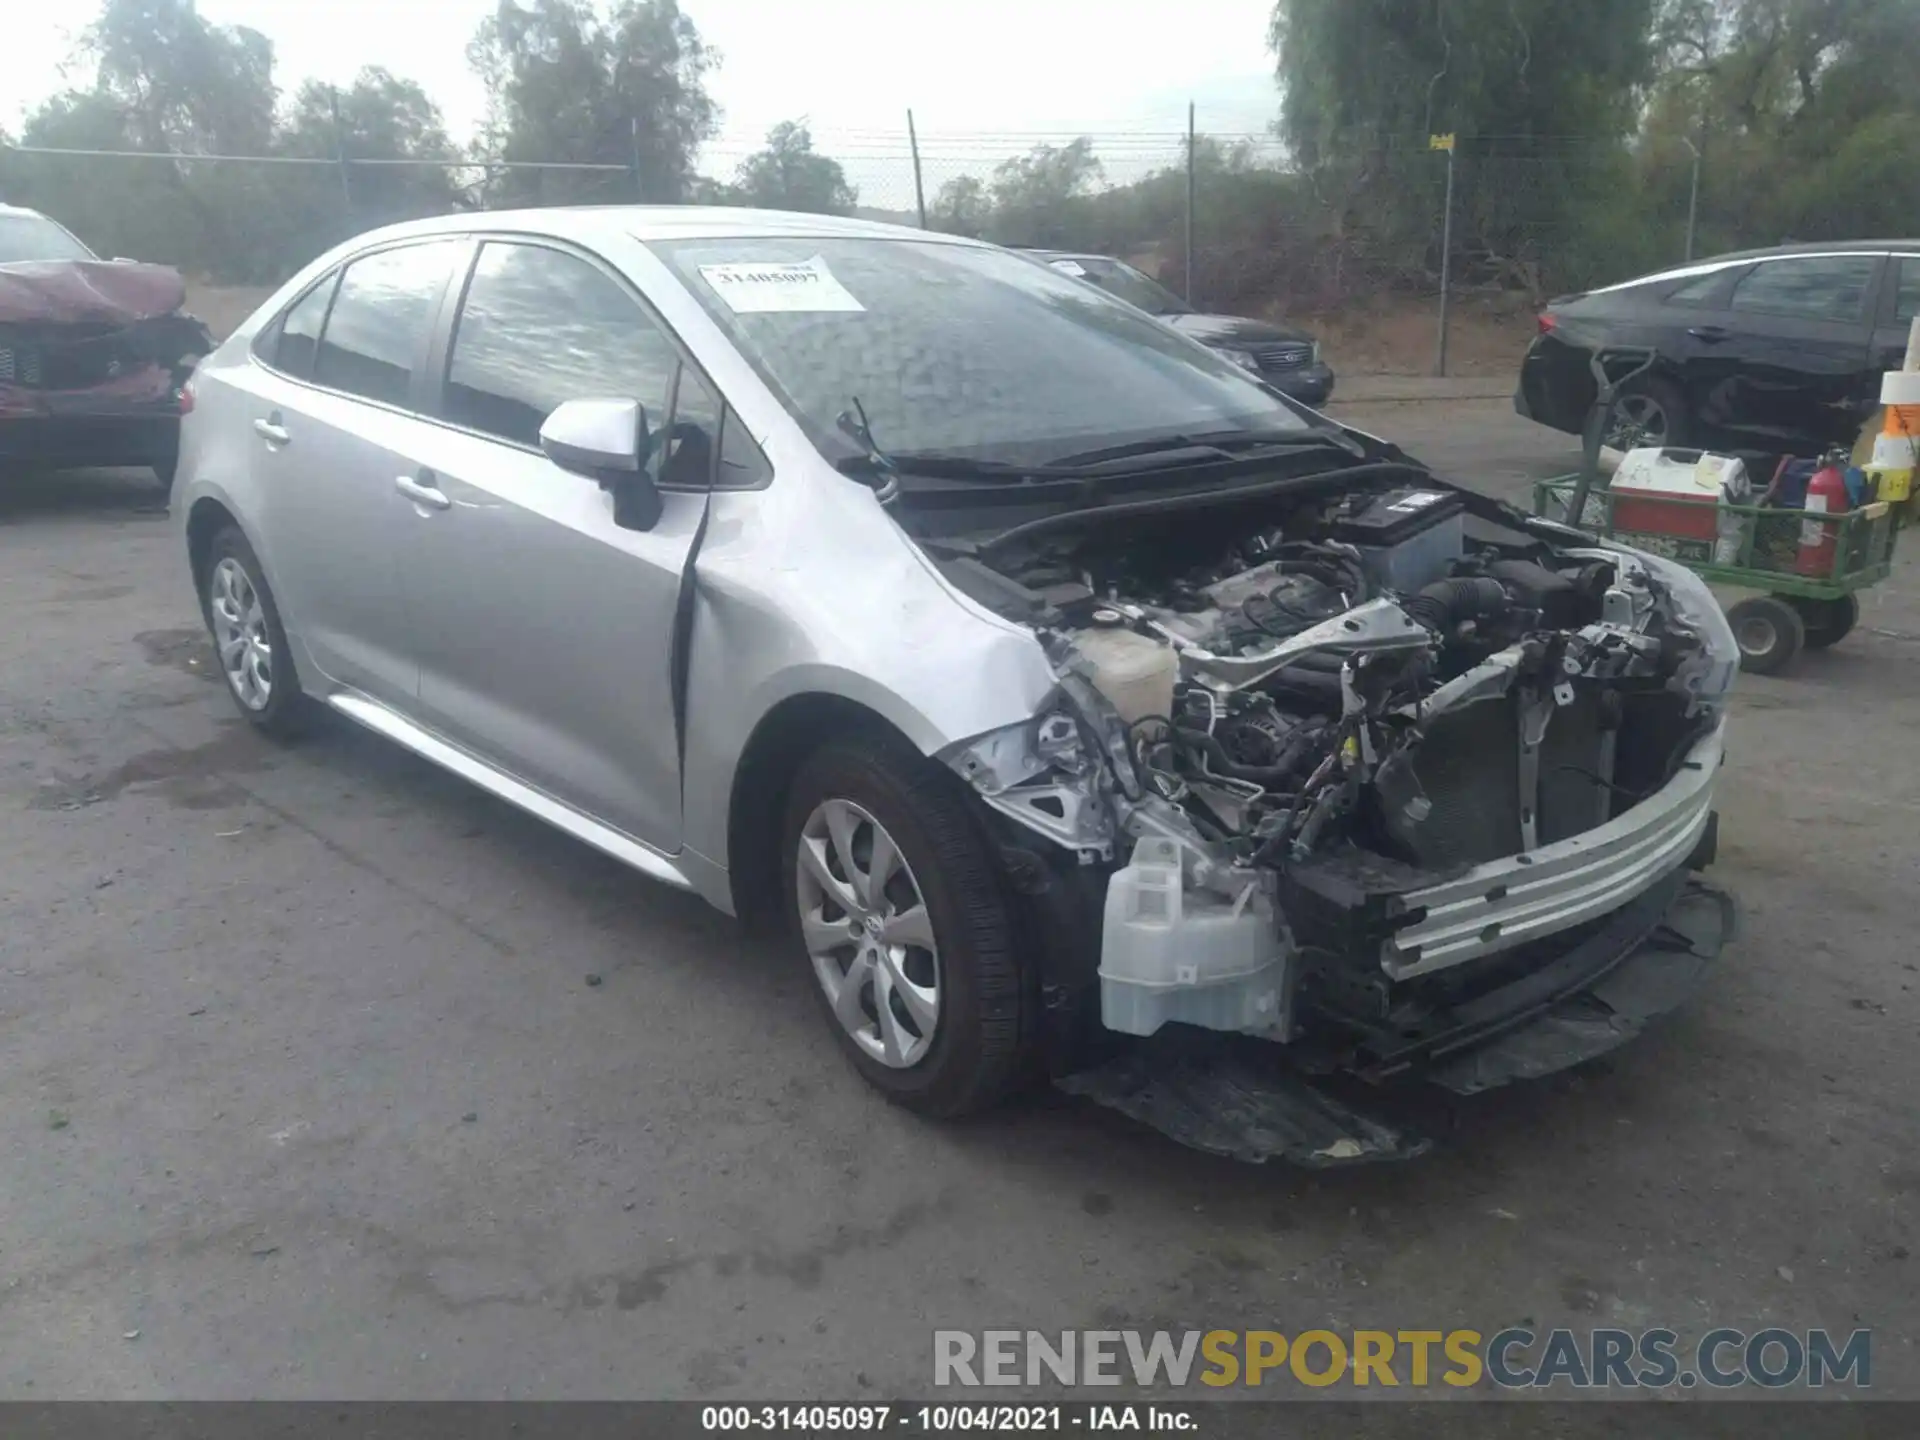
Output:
1607 375 1690 449
1727 595 1805 675
781 737 1035 1117
1786 592 1858 650
201 526 310 738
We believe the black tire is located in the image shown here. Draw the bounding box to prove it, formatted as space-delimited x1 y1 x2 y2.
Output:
201 525 311 738
1727 595 1805 675
1607 374 1691 449
1785 592 1858 650
780 736 1036 1117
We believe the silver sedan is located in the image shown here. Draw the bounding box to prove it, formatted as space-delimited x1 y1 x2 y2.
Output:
177 208 1738 1156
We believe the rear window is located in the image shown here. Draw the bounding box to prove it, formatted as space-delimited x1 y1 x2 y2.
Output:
313 241 462 408
1730 256 1876 323
273 276 336 379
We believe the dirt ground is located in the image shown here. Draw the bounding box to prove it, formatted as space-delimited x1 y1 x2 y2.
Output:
1 394 1912 1414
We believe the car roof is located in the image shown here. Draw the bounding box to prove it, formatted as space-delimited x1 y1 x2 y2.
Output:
344 204 990 251
1584 239 1920 297
1703 238 1920 263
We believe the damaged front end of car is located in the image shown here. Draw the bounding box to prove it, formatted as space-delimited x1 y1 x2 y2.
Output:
931 467 1739 1163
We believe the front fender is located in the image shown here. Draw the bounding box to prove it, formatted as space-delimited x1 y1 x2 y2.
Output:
675 486 1059 871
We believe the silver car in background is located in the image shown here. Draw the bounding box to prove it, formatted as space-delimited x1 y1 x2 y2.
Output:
177 208 1739 1159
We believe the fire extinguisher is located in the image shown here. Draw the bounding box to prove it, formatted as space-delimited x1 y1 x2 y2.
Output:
1797 450 1850 578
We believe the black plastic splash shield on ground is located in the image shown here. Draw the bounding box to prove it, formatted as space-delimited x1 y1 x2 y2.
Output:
1056 877 1735 1164
1055 1033 1431 1167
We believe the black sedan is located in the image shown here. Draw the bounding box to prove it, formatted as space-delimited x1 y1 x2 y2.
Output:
1518 240 1920 453
1026 249 1336 407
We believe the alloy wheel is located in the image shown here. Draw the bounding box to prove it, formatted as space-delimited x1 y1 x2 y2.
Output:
1606 394 1668 448
209 556 273 711
794 798 942 1069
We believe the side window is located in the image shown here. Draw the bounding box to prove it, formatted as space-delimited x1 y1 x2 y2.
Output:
1664 271 1726 307
273 275 335 378
314 241 461 407
1729 256 1876 323
444 241 678 454
1893 258 1920 327
659 367 721 489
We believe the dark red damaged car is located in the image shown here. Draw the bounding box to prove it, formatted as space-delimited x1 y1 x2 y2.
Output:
0 203 213 493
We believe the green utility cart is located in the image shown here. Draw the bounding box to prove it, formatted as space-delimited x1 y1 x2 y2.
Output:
1533 476 1898 674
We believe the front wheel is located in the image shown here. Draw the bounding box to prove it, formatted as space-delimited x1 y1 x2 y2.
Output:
781 737 1036 1117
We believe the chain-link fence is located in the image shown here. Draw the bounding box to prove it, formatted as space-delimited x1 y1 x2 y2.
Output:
1 115 1713 375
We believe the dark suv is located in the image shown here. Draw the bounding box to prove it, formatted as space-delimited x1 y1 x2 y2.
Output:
0 203 212 492
1518 241 1920 452
1027 249 1336 406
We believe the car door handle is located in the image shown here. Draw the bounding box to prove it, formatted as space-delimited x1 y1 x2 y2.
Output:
1687 326 1728 343
253 417 290 445
395 471 451 511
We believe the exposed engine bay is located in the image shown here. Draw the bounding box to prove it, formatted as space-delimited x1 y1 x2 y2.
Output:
931 466 1736 1073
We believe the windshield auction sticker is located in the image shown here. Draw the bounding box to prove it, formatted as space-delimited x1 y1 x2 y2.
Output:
698 256 865 313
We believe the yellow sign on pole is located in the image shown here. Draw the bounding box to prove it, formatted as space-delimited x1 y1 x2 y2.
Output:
1429 133 1456 152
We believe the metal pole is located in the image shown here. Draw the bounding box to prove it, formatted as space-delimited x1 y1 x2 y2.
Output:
1435 145 1455 377
1184 101 1196 303
907 110 927 228
1683 136 1701 262
631 117 644 203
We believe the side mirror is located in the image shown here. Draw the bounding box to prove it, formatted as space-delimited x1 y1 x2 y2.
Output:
540 397 661 530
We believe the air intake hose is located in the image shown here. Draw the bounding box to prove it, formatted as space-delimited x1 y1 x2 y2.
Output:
1403 576 1509 634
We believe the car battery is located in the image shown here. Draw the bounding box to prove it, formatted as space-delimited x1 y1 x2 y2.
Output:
1327 487 1466 594
1607 448 1751 564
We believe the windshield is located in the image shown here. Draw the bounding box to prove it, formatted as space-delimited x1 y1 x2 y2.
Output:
1052 255 1191 316
649 236 1309 466
0 215 96 264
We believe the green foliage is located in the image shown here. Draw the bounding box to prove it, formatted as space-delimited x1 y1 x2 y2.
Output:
723 122 857 214
928 174 990 237
979 138 1104 246
1640 0 1920 253
0 0 721 283
469 0 716 206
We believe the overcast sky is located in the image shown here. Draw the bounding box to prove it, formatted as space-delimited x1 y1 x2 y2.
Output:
3 0 1283 199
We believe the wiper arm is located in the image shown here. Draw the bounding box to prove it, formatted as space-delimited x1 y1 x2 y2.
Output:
1044 428 1360 468
834 396 901 503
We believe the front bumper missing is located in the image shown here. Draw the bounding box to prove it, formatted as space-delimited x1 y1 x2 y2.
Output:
1057 874 1734 1166
1385 726 1723 979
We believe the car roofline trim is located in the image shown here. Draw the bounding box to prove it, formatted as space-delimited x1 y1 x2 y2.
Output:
1584 249 1905 297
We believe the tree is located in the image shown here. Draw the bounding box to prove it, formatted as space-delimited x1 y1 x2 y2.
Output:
1641 0 1920 249
279 69 462 224
928 174 990 237
83 0 276 155
1269 0 1659 293
468 0 718 206
728 121 856 214
983 138 1104 246
3 0 280 277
